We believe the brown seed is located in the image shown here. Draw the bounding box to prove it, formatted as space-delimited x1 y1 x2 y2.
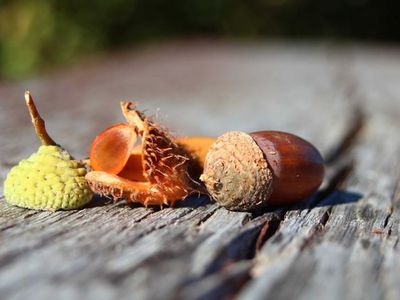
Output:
200 131 324 211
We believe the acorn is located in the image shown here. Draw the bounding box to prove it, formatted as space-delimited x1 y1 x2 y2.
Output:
3 92 93 211
200 131 324 211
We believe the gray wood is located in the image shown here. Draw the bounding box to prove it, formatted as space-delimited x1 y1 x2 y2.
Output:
0 41 399 300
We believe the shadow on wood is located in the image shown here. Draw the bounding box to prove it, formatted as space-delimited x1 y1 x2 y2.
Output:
251 161 362 217
84 194 114 208
175 194 213 208
85 193 213 210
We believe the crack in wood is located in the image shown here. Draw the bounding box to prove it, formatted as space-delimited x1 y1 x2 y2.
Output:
195 207 220 228
299 207 332 252
246 155 356 273
201 227 263 276
254 212 285 253
196 265 252 300
325 107 365 165
383 208 393 230
182 213 287 298
384 173 400 233
308 161 355 209
375 172 400 237
133 209 159 224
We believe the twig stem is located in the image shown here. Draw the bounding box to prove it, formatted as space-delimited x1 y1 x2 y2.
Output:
24 91 57 146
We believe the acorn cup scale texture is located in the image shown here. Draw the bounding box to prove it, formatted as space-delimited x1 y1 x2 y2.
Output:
200 131 324 211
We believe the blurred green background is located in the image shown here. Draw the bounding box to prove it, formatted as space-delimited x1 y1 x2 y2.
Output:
0 0 398 79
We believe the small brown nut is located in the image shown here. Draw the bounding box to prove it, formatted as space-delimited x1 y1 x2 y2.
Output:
200 131 324 211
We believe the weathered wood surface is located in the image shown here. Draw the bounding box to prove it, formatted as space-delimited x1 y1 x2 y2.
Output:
0 41 400 300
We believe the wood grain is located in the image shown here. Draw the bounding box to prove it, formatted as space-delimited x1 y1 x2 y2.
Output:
1 40 399 300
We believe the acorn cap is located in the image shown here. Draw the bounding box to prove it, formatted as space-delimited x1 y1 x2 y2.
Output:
200 131 273 211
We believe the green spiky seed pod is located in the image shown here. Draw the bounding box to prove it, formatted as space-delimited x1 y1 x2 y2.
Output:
3 92 93 211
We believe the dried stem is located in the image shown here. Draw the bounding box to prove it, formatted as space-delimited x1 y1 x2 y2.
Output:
24 91 57 146
120 101 145 134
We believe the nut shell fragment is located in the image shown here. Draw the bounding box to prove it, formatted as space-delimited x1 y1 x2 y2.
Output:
86 102 201 207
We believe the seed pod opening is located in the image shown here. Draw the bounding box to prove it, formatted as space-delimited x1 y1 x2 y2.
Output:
89 123 137 174
86 102 203 207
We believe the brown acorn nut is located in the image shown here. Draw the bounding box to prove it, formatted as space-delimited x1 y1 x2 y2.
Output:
200 131 324 211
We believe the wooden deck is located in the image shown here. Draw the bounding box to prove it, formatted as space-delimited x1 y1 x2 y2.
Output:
1 41 400 300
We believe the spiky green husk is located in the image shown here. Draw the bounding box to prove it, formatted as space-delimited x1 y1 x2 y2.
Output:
4 145 92 211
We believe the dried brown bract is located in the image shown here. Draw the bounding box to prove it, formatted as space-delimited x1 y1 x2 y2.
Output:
86 102 212 207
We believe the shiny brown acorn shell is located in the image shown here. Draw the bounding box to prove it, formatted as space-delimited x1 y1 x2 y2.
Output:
200 131 324 211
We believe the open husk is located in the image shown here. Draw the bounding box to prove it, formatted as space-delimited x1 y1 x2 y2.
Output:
86 102 205 207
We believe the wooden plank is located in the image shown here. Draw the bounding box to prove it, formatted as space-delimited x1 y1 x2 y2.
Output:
1 41 400 299
239 114 400 299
